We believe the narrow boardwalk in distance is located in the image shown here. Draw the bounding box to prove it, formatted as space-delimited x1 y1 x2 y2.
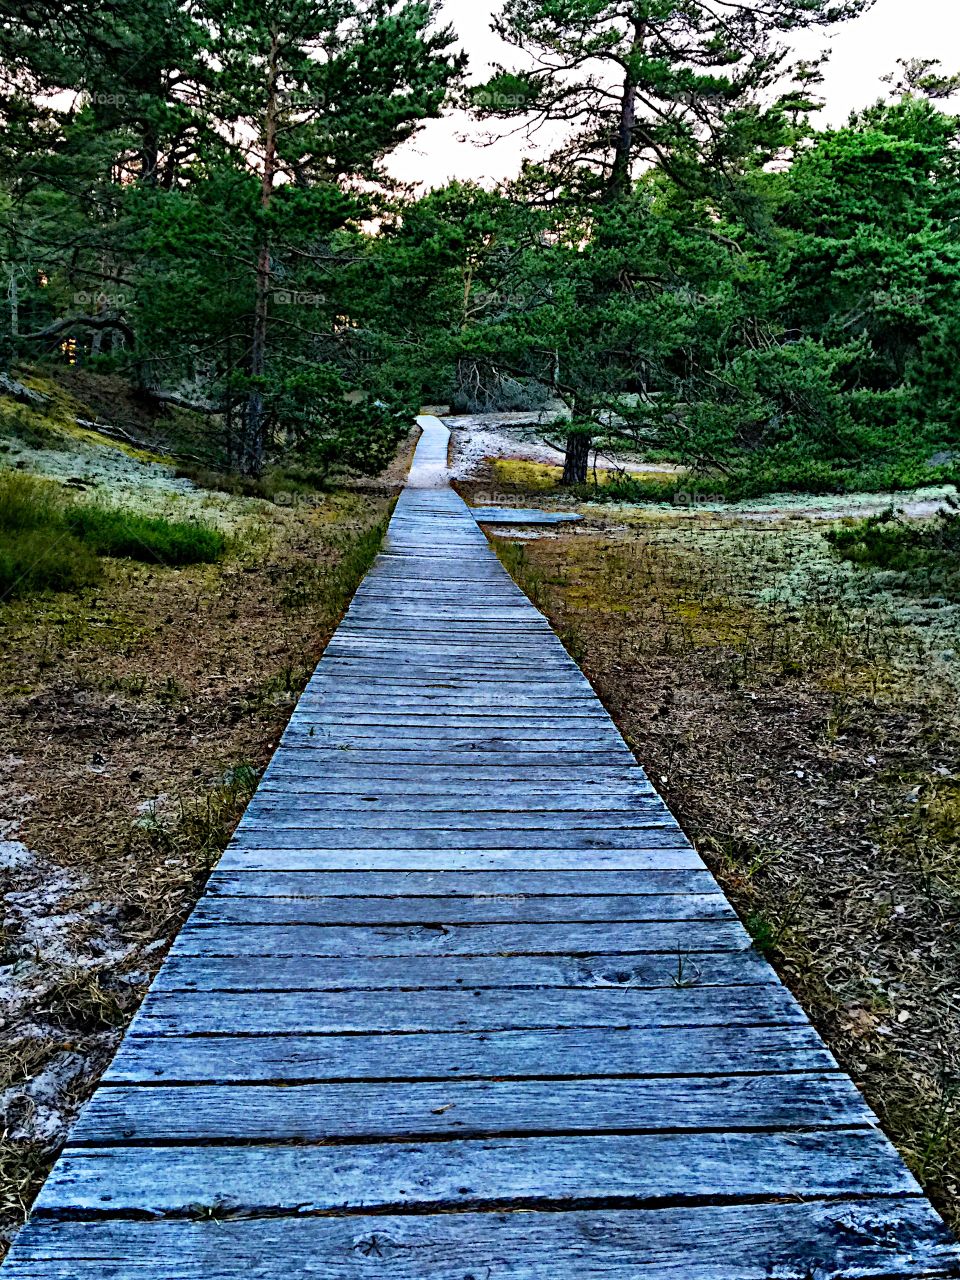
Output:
3 418 958 1278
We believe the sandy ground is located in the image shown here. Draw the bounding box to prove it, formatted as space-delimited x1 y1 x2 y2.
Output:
0 431 260 534
445 416 682 481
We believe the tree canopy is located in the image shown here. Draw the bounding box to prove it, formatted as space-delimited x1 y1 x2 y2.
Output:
1 0 958 493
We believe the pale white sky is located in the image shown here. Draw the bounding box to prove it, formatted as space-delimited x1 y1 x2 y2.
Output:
390 0 960 187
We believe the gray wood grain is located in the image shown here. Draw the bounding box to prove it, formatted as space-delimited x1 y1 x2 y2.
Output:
70 1073 870 1145
217 848 706 872
5 1201 958 1280
128 983 804 1036
227 828 690 851
149 948 776 993
236 810 676 830
205 869 715 896
191 892 733 926
104 1022 838 1084
170 918 749 956
255 778 657 799
31 1129 919 1217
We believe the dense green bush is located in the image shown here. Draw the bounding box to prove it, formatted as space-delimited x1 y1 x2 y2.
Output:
715 456 960 502
0 526 102 599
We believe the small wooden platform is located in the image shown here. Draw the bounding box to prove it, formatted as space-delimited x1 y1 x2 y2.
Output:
469 506 583 525
3 418 958 1278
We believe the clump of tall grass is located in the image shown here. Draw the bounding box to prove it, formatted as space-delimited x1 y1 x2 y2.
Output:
0 470 64 533
65 504 226 565
0 473 101 599
0 470 226 601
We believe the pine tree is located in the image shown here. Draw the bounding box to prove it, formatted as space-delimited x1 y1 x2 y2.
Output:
469 0 870 480
204 0 465 471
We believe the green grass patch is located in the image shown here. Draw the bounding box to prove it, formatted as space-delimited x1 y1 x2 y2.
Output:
0 526 101 600
0 471 66 533
490 459 562 493
65 504 226 565
0 473 101 600
714 455 960 502
0 469 227 601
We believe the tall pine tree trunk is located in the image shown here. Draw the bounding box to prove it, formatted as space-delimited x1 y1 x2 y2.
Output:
245 26 280 476
607 16 644 200
141 127 159 186
6 265 19 350
562 432 591 485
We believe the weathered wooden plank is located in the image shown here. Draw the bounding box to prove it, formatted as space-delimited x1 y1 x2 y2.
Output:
170 918 744 957
104 1022 837 1084
191 893 733 926
281 725 628 746
339 620 554 628
262 764 649 783
290 709 613 726
241 805 674 825
216 848 706 872
227 828 689 851
255 777 657 798
320 654 582 669
319 645 583 661
205 869 714 896
70 1073 871 1145
305 667 591 684
304 663 588 677
238 800 677 833
268 749 634 768
287 703 616 720
288 706 585 722
289 702 617 718
322 643 574 657
149 948 776 993
331 624 560 636
30 1129 919 1218
471 506 584 525
6 1200 958 1280
291 685 608 703
338 618 555 628
128 983 803 1036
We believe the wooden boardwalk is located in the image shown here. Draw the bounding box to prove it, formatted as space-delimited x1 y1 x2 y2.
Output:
4 417 959 1277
